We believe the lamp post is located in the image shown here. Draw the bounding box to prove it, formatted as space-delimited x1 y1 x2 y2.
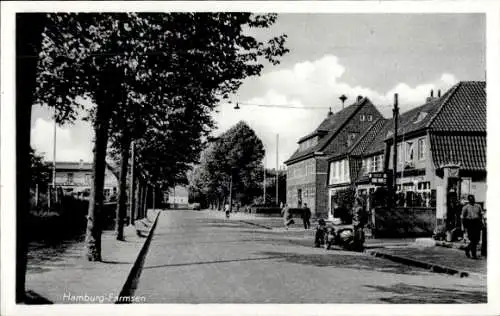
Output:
276 133 279 206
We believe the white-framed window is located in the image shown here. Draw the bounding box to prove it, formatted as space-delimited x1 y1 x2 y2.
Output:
364 158 371 174
377 154 383 171
405 141 415 162
360 115 365 122
344 159 349 181
367 115 373 121
370 156 377 172
418 138 426 160
397 143 403 163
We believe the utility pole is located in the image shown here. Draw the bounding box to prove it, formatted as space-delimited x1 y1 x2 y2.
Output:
276 133 279 206
392 93 399 208
129 141 135 225
51 109 57 207
263 162 266 204
229 171 233 211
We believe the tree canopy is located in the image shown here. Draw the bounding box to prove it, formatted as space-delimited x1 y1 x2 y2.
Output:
189 121 265 206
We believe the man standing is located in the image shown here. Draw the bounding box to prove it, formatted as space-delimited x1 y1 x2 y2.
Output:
302 203 311 229
461 195 483 259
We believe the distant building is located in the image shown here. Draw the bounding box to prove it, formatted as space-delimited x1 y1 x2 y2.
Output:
49 160 119 200
284 96 384 218
166 185 189 208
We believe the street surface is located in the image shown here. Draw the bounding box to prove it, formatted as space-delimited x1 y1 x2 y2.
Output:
134 210 486 303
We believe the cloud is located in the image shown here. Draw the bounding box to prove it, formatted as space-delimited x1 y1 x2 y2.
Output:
30 118 93 162
214 54 460 166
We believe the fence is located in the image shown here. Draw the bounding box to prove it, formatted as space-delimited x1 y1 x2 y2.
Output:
372 207 436 238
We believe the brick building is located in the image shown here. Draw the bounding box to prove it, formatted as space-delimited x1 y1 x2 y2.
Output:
284 96 383 218
327 118 389 219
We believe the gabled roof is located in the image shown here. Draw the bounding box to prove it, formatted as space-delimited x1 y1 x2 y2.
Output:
350 119 388 157
385 81 486 140
429 81 486 132
361 119 393 157
285 97 372 164
430 134 486 171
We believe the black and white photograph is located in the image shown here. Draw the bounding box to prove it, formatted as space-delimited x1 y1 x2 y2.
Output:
1 1 499 315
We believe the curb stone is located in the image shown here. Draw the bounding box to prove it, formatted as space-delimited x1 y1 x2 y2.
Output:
116 210 161 303
365 249 485 279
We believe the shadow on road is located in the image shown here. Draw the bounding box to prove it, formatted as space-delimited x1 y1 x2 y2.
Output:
365 283 487 303
142 256 283 270
257 251 429 276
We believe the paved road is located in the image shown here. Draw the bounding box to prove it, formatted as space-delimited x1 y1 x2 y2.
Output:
134 210 486 303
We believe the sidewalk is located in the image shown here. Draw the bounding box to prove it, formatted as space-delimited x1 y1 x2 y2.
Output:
25 210 160 304
203 210 486 278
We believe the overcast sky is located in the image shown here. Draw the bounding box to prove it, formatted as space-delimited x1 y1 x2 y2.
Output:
31 13 485 169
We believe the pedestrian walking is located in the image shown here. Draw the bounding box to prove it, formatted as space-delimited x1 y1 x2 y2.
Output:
302 203 311 229
481 209 487 258
224 203 230 219
461 195 483 259
351 197 367 250
281 203 294 230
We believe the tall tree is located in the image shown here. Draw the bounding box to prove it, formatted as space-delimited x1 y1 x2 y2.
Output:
35 13 288 260
16 13 47 303
191 121 266 207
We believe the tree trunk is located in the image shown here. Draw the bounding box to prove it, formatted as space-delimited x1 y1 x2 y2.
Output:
85 92 112 261
143 185 149 218
115 134 131 240
128 141 135 225
133 180 141 224
16 13 45 303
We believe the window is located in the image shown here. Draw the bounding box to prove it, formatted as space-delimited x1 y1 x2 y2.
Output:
418 138 426 160
405 141 415 162
365 158 371 174
360 115 365 122
377 154 383 171
347 132 358 147
344 160 349 181
67 172 74 184
85 174 91 185
367 115 373 122
397 143 403 163
339 161 344 182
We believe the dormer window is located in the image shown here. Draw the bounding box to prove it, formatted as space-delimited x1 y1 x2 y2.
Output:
367 115 373 122
414 111 428 124
360 115 366 122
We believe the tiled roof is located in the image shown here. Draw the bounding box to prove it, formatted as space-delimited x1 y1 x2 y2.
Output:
429 81 486 132
385 81 486 140
285 98 369 164
430 134 486 171
363 119 393 156
350 119 388 156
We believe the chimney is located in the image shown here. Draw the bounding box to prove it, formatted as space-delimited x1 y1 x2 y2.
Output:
426 89 436 103
438 89 441 97
327 107 333 116
357 95 363 103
